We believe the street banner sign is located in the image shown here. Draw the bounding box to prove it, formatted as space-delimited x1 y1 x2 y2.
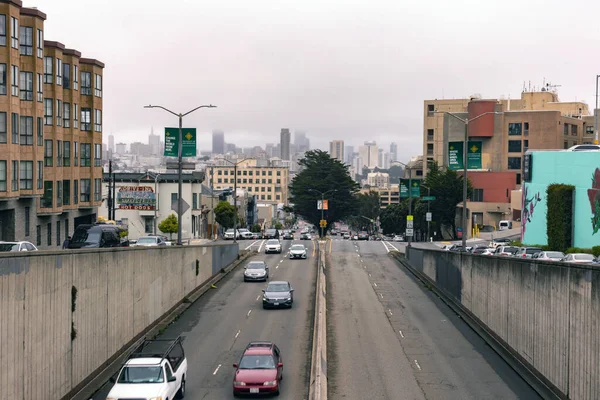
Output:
164 127 197 157
400 179 409 198
317 200 329 210
400 180 421 198
467 141 482 169
426 212 432 221
449 141 482 170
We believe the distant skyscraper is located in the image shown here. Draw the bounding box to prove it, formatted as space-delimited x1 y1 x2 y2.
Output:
149 128 160 156
358 141 378 168
344 146 354 165
265 143 275 158
378 149 390 169
212 130 225 154
280 128 291 160
295 131 310 152
108 134 115 154
329 140 344 162
116 143 127 155
225 143 236 153
390 142 398 162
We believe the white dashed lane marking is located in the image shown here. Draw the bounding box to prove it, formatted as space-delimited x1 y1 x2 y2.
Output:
213 364 222 375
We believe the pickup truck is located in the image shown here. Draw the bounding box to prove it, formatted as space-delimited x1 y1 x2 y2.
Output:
107 337 187 400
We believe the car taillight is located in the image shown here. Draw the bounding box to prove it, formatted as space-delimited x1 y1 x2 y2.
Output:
522 254 527 257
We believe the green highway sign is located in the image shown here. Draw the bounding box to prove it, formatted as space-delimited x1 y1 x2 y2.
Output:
448 141 482 170
164 127 197 157
422 196 436 201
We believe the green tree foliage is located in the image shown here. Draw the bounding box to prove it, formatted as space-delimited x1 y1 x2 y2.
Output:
388 165 404 180
275 222 283 230
379 199 428 236
251 223 262 233
289 150 359 233
546 184 574 252
423 161 472 239
158 214 178 239
356 191 381 221
214 201 236 229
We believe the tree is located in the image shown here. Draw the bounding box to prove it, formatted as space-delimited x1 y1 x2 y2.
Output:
356 190 381 221
214 201 235 229
380 203 407 235
158 214 178 239
251 223 262 233
289 150 360 234
275 222 283 230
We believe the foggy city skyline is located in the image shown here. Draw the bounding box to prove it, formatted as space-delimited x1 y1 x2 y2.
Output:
33 0 600 162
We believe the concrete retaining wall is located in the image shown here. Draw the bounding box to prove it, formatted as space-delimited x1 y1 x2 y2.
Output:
405 248 599 400
0 243 238 400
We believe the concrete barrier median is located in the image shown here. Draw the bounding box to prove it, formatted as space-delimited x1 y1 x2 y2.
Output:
0 243 242 400
309 240 328 400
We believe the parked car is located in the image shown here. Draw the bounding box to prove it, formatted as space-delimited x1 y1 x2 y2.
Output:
224 229 239 240
244 261 269 282
68 224 125 249
107 337 187 400
343 232 351 239
472 247 493 255
132 236 167 247
262 281 294 309
450 245 469 252
494 245 519 256
566 144 600 152
561 253 596 264
0 241 38 252
264 239 282 254
513 247 543 259
469 244 489 253
393 235 404 242
532 251 565 261
233 341 284 396
489 238 511 248
289 244 307 259
238 229 254 240
498 220 512 231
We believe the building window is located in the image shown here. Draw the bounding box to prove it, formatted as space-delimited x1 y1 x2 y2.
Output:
11 160 17 191
44 140 53 166
0 112 6 143
63 102 70 127
81 71 91 95
471 188 484 202
80 179 90 202
94 178 101 201
55 58 62 86
74 141 78 166
10 17 18 49
64 220 69 243
63 141 70 166
19 26 32 55
94 74 102 97
36 29 42 58
20 161 32 190
36 117 42 146
37 161 42 189
508 122 522 136
36 225 41 246
56 180 62 207
426 143 434 155
564 141 569 149
56 220 61 246
19 71 32 101
523 140 529 151
81 108 91 131
43 56 53 83
24 207 30 236
427 104 434 116
63 63 70 89
0 15 5 46
516 173 522 185
47 222 51 246
508 140 521 153
63 180 70 205
73 65 78 90
94 109 102 132
56 140 62 166
0 63 5 95
73 179 78 204
586 125 595 135
56 99 62 126
144 217 153 233
427 129 434 141
11 65 18 96
0 160 6 191
571 124 578 136
508 157 521 170
73 104 78 128
11 112 18 144
44 98 53 125
92 142 99 164
19 116 33 145
192 193 198 209
36 73 42 102
80 143 91 166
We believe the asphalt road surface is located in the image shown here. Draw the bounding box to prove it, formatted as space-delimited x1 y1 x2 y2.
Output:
91 238 317 400
326 237 541 400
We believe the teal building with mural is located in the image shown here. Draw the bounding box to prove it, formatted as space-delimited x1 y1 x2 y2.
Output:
521 150 600 248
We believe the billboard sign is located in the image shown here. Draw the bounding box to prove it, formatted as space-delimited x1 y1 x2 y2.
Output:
117 186 156 210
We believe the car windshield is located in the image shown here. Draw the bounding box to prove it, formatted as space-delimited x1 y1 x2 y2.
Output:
225 229 235 233
291 245 304 250
545 252 564 258
574 254 595 260
267 240 279 245
247 262 266 270
503 246 518 252
71 230 101 245
117 366 164 383
266 283 289 292
0 243 19 252
137 238 156 244
239 355 276 369
526 248 542 254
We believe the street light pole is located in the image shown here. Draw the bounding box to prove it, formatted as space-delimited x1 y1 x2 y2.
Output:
144 104 216 245
219 158 252 243
154 173 160 235
595 75 599 145
308 188 337 238
210 166 214 240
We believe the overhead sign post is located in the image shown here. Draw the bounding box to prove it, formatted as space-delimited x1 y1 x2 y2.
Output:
164 127 197 157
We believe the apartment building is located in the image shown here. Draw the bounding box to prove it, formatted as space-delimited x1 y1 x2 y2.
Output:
360 184 399 208
367 172 390 188
329 140 344 162
422 89 589 229
206 158 289 204
0 1 104 248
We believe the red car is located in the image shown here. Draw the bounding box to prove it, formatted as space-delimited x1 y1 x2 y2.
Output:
233 341 283 397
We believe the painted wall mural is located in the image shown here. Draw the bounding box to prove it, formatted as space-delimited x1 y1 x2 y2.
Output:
520 185 542 238
588 168 600 235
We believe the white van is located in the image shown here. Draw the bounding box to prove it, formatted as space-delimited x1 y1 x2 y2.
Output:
498 220 512 231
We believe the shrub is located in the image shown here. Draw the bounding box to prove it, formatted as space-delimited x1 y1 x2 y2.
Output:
593 246 600 257
546 184 575 253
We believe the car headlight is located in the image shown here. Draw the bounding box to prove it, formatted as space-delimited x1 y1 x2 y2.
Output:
263 296 269 301
286 296 291 301
263 380 277 386
149 397 163 400
234 381 247 386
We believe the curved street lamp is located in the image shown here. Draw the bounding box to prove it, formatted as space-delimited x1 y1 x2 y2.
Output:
308 188 338 238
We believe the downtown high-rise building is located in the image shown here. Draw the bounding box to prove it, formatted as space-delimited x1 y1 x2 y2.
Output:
358 141 379 168
294 131 310 152
378 149 390 169
149 128 160 156
108 134 115 154
344 146 354 165
329 140 344 162
212 130 225 154
280 128 291 160
390 142 398 162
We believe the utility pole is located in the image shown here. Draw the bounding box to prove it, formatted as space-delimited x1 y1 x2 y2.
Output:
407 167 413 246
111 166 116 221
462 122 468 250
210 166 214 240
108 160 112 220
154 173 160 235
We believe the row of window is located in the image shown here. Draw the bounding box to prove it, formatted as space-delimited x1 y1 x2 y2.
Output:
507 140 529 153
216 178 282 184
213 188 281 201
43 100 102 131
19 207 71 247
44 140 101 167
43 58 101 96
215 169 283 176
0 15 43 57
40 178 101 208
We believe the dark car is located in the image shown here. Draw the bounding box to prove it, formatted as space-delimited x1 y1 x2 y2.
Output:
68 224 124 249
262 281 294 309
282 231 294 240
358 232 369 240
265 229 278 239
233 342 283 396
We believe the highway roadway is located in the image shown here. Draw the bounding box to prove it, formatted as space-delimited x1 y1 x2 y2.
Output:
91 238 317 400
326 237 541 400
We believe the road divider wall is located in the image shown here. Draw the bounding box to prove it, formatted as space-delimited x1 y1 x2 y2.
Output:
309 240 328 400
399 247 599 400
0 243 239 400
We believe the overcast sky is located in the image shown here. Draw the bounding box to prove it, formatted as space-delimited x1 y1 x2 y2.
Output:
34 0 600 161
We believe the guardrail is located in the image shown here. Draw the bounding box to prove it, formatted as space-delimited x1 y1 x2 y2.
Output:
309 240 328 400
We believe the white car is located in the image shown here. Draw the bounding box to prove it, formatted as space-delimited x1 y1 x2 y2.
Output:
244 261 269 282
107 338 187 400
392 235 404 242
238 229 254 239
132 236 167 247
289 244 307 259
0 241 38 252
265 239 282 254
224 229 238 240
